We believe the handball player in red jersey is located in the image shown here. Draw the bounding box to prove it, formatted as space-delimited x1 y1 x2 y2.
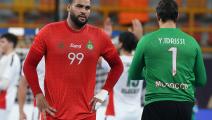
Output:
23 0 124 119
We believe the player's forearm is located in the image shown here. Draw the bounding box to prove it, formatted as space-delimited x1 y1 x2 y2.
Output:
194 51 207 87
103 54 123 92
18 77 28 113
23 48 43 97
128 48 144 80
195 65 207 87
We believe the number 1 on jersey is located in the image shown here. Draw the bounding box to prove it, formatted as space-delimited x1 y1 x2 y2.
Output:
168 47 177 76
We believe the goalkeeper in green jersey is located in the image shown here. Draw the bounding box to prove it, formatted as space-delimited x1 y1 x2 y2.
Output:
128 0 207 120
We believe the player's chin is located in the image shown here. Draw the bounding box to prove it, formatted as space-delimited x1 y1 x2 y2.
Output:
78 18 87 23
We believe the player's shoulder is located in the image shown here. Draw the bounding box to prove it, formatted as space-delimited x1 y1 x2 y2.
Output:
180 31 200 46
37 21 66 35
138 31 157 44
43 21 65 28
181 31 196 40
86 24 104 33
144 31 157 38
38 21 65 32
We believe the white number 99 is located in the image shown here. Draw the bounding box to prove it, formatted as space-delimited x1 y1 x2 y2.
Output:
68 52 84 64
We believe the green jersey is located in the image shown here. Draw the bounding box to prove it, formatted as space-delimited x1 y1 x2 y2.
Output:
128 28 207 105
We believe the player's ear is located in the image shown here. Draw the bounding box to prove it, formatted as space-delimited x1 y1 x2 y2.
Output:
117 42 123 50
67 4 71 12
176 13 179 22
156 13 160 21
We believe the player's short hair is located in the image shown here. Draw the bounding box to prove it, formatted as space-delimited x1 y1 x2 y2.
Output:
0 33 18 48
119 32 138 53
156 0 178 22
65 0 91 4
65 0 73 4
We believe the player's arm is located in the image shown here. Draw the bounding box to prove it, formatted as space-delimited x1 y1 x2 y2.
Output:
18 76 28 120
23 25 57 117
105 90 115 120
90 30 123 112
128 36 146 80
23 49 43 96
194 46 207 87
23 24 49 97
100 29 123 92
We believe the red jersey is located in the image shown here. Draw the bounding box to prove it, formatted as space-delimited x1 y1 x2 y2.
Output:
24 21 123 120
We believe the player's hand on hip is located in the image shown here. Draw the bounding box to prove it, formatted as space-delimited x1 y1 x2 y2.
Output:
89 89 108 112
89 97 104 112
35 93 57 119
19 111 27 120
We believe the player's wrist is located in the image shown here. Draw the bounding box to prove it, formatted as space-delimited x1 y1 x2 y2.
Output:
94 89 108 102
93 89 108 111
35 93 44 99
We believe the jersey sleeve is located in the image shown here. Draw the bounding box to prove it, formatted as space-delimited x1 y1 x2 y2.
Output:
23 49 43 96
31 25 50 55
23 25 50 96
105 90 115 116
194 45 207 87
100 30 123 92
128 36 147 80
100 30 117 59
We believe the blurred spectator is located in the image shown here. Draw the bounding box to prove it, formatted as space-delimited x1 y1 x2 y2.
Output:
0 47 2 59
104 31 144 120
0 33 21 120
96 17 144 120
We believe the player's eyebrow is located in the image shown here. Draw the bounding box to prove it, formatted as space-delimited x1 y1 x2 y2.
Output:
75 4 91 10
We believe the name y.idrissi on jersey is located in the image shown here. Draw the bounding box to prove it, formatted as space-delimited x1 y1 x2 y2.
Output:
159 38 185 45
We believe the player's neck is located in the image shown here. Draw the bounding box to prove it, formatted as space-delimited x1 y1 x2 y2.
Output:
66 18 85 31
120 49 132 56
5 48 13 55
159 20 176 28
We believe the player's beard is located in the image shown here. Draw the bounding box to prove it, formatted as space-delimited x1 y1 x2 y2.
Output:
70 13 88 28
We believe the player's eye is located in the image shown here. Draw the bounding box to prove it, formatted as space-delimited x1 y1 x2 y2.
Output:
75 4 84 8
85 6 91 10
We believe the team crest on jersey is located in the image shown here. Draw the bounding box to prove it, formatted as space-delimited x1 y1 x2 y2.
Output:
86 40 94 50
58 42 65 49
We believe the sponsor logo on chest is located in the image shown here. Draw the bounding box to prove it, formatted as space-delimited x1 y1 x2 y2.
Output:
70 43 82 49
68 40 94 50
